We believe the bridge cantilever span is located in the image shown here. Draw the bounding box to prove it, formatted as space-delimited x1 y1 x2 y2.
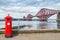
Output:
36 8 58 21
23 8 58 21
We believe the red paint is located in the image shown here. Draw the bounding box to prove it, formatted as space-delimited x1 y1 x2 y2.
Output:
27 14 32 21
36 8 58 20
5 14 12 37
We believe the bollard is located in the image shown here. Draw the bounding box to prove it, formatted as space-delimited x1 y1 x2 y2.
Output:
5 14 12 38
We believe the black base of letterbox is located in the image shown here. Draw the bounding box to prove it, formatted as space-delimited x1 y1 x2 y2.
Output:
5 35 13 38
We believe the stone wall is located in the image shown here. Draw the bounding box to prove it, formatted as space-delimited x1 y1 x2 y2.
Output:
57 12 60 29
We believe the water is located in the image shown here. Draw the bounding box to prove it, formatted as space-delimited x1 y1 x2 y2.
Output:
0 19 58 30
20 21 57 30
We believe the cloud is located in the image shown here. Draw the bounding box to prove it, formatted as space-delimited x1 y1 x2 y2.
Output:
42 2 60 10
55 3 60 9
0 0 60 18
0 6 39 18
1 6 38 13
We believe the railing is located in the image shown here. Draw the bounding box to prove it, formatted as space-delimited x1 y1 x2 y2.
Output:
17 19 58 30
0 19 60 30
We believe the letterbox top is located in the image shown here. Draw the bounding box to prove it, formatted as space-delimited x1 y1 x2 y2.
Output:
5 14 12 19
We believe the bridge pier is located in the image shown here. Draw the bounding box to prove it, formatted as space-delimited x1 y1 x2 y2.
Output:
27 18 32 21
40 19 47 21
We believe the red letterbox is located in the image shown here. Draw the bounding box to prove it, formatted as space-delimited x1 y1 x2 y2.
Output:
5 14 12 37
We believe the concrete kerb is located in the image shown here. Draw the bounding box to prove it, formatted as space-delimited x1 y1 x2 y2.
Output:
0 29 60 34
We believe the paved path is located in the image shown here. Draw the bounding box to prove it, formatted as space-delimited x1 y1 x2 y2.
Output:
0 33 60 40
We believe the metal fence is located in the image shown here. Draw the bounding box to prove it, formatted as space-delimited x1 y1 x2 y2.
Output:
0 19 60 30
17 19 59 30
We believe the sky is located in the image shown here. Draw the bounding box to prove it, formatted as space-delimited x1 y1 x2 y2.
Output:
0 0 60 18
